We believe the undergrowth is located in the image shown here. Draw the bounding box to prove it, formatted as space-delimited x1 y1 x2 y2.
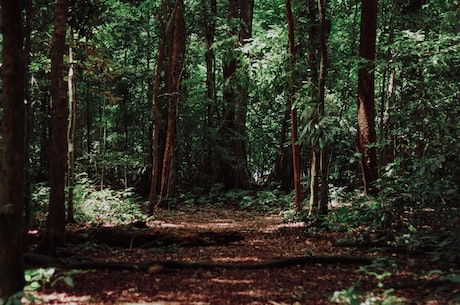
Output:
31 173 146 226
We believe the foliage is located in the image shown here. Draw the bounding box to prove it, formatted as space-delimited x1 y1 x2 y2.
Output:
0 268 80 305
24 268 78 291
331 282 405 305
72 174 145 225
184 185 294 212
18 0 460 267
31 174 146 226
331 260 404 305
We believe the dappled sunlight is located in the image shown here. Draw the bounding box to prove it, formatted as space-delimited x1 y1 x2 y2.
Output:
265 221 305 233
210 256 262 263
232 288 284 300
211 278 254 285
24 292 93 305
154 292 211 305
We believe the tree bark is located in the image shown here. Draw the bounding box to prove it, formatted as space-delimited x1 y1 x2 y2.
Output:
270 106 293 191
306 0 320 216
67 27 77 223
0 0 26 298
317 0 329 214
159 0 186 198
24 0 34 231
357 0 379 196
40 0 69 254
148 12 167 209
285 0 303 213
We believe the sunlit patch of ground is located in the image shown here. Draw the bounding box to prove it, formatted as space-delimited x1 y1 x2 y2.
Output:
23 292 93 305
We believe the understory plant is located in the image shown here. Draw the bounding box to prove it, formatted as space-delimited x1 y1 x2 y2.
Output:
31 174 146 226
72 174 145 225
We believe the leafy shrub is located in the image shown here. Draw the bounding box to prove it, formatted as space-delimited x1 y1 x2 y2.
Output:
73 174 145 225
31 173 146 226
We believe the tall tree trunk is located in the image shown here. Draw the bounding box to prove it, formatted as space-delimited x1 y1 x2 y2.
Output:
197 0 217 186
379 0 397 166
219 0 253 189
24 0 34 231
67 27 77 223
357 0 379 196
40 0 69 254
306 0 320 216
285 0 303 213
317 0 329 214
148 15 167 209
0 0 26 298
160 0 186 198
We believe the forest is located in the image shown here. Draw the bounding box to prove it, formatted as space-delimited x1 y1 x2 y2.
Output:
0 0 459 304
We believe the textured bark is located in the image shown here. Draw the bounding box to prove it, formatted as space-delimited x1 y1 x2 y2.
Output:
378 0 397 167
285 0 303 213
0 0 26 297
317 0 329 214
357 0 379 196
24 0 34 230
306 0 320 216
159 0 186 198
67 27 77 223
148 15 166 208
40 0 69 254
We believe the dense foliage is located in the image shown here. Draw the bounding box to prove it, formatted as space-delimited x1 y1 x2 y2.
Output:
1 0 459 256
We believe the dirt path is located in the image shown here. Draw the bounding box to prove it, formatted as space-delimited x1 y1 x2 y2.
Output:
29 207 456 304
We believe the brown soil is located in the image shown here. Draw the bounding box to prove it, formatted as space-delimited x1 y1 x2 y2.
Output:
27 206 458 305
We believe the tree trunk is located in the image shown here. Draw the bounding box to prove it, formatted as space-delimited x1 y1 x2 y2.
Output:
67 27 77 223
285 0 303 213
218 0 253 190
0 0 26 298
379 0 397 167
159 0 186 198
306 0 320 216
40 0 69 254
196 0 217 186
317 0 329 214
24 0 34 231
357 0 379 196
148 14 167 209
270 106 293 191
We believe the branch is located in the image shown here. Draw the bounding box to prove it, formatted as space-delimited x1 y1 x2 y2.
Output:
25 254 405 272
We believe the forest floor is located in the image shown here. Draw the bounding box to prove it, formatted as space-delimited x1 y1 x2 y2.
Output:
26 205 458 305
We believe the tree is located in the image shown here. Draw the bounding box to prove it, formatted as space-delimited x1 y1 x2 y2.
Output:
0 0 26 298
305 0 321 215
357 0 378 196
317 0 329 214
195 0 217 186
218 0 254 189
67 26 77 223
285 0 303 213
149 0 186 208
159 0 186 198
39 0 69 254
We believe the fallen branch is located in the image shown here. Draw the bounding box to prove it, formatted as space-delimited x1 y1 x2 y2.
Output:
66 227 244 248
25 253 405 271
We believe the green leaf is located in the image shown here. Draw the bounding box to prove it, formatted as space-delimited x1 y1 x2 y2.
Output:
63 276 74 287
